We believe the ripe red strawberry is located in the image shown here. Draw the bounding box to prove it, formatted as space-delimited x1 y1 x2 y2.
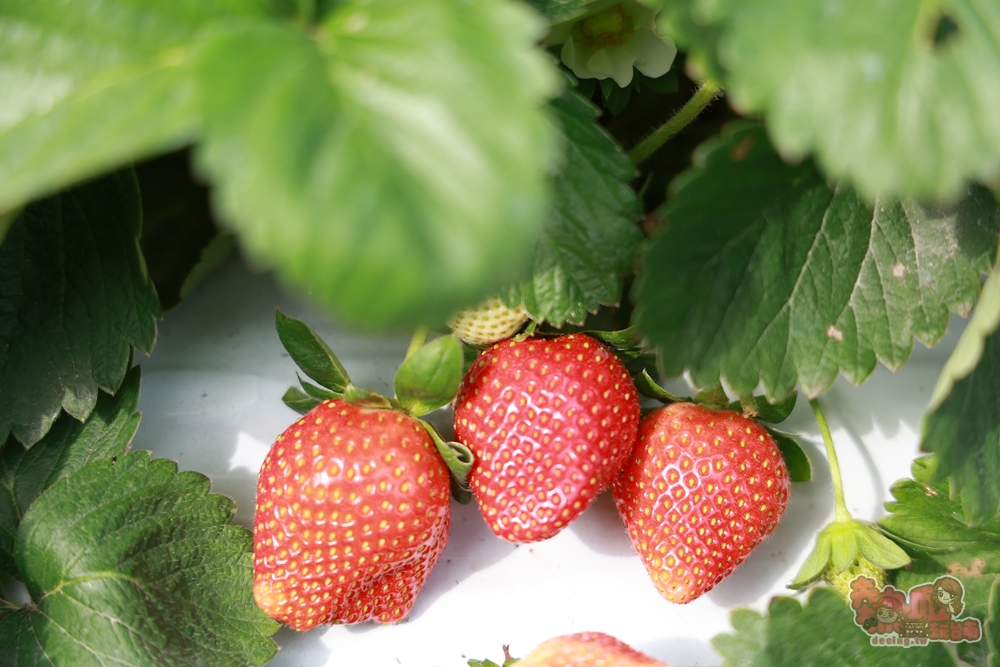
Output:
253 399 451 630
454 334 640 543
516 632 672 667
612 402 789 603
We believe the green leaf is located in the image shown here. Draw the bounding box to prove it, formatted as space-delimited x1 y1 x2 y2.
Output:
342 384 394 411
730 392 797 424
764 427 811 483
655 0 725 83
4 451 278 665
0 0 267 213
275 311 350 393
281 386 322 415
585 327 643 351
988 578 999 667
510 91 642 326
0 169 161 446
0 365 142 576
194 0 558 329
527 0 592 23
680 0 1000 201
394 336 464 417
712 588 956 667
633 123 1000 402
921 257 1000 525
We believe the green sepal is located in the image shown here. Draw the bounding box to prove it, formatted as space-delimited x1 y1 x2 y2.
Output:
468 661 502 667
342 384 394 411
764 427 812 483
694 383 730 411
634 369 690 404
419 420 474 504
281 387 321 415
790 519 910 589
298 375 341 401
394 336 464 417
275 310 350 393
730 392 798 424
585 327 643 351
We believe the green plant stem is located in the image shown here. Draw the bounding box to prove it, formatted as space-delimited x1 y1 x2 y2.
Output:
405 327 429 361
628 80 723 165
809 398 853 523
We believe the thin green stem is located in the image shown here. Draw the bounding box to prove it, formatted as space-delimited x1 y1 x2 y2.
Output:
809 398 853 523
628 80 723 166
405 327 429 361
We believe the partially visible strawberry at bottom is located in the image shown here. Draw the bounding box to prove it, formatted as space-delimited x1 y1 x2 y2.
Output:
517 632 673 667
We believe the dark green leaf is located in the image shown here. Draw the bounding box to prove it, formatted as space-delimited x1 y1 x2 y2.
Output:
601 78 631 115
988 578 999 667
394 336 464 417
275 310 350 393
281 386 322 415
730 393 797 424
585 327 643 351
527 0 592 23
764 427 811 483
420 420 473 504
509 91 642 326
0 0 267 212
712 588 956 667
635 70 678 94
674 0 1000 201
0 169 160 446
921 260 1000 525
194 1 557 329
0 365 141 576
299 376 341 401
6 451 278 666
633 123 1000 403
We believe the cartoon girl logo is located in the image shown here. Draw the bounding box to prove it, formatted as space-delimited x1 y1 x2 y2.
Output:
931 576 965 617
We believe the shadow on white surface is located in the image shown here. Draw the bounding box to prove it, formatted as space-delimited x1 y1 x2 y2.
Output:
569 490 639 558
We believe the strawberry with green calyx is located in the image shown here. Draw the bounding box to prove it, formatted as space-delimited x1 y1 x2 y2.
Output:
788 398 910 600
613 400 791 603
448 295 531 346
454 333 641 543
253 313 472 630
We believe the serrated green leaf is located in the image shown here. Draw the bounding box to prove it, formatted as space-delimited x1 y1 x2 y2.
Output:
880 457 1000 576
275 311 350 393
281 386 322 415
194 0 558 329
713 588 956 667
511 91 642 326
764 427 811 483
395 336 463 417
683 0 1000 201
0 365 142 576
5 451 277 666
0 0 268 213
0 170 160 446
633 123 1000 402
921 258 1000 525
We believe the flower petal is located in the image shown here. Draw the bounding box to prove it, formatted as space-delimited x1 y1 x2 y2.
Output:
562 37 600 80
588 45 636 87
629 28 677 80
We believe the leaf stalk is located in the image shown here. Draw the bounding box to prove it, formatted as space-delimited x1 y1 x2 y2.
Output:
809 398 852 523
628 80 723 165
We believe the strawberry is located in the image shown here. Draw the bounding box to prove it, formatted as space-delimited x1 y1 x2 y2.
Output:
252 399 451 630
454 333 640 543
447 296 530 346
515 632 672 667
612 402 789 603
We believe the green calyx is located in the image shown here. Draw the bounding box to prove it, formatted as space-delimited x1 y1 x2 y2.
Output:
274 312 471 500
791 399 911 596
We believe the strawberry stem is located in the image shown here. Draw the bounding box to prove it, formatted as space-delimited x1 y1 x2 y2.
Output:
405 326 429 361
628 80 723 165
809 398 852 523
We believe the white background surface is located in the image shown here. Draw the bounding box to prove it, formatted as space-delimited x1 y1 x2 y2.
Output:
132 256 963 667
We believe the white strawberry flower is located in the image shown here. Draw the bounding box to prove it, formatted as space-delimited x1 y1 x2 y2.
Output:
547 0 677 88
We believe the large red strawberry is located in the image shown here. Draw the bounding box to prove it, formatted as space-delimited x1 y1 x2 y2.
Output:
454 334 640 543
253 399 451 630
612 402 789 603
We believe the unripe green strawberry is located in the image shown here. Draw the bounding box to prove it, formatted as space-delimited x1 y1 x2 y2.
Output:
613 402 789 603
516 632 672 667
825 557 887 601
253 400 450 630
454 334 640 543
447 296 530 346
